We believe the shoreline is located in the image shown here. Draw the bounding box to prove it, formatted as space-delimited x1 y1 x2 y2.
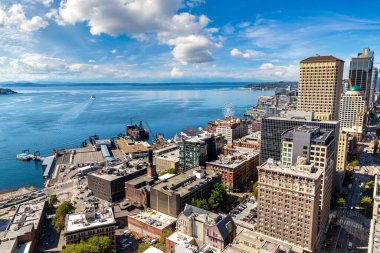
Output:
0 185 39 202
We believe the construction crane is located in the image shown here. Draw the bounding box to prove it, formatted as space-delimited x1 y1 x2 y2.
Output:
347 79 365 141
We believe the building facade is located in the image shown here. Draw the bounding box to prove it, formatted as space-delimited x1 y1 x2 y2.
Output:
336 131 348 172
280 126 335 237
206 151 259 192
297 56 344 120
166 205 237 253
339 86 366 141
178 135 224 171
211 117 250 143
64 207 116 246
257 158 322 252
260 111 340 165
150 168 222 217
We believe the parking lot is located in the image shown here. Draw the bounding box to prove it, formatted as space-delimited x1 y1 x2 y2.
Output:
230 198 257 229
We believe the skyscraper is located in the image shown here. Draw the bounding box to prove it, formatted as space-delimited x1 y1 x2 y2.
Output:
338 86 365 141
297 56 344 120
349 48 374 108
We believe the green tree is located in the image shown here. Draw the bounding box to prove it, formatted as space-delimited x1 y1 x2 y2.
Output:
62 236 114 253
208 183 228 211
53 201 75 232
337 197 346 207
158 228 173 250
252 181 259 199
191 198 209 210
49 194 59 207
361 196 373 214
136 243 150 253
374 139 379 154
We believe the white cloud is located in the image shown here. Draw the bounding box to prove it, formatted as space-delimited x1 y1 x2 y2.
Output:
230 48 265 59
111 49 117 54
54 0 220 64
253 63 299 80
42 0 53 7
0 4 48 31
169 35 221 64
170 67 183 77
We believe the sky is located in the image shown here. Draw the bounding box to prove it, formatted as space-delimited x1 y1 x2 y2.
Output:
1 0 380 83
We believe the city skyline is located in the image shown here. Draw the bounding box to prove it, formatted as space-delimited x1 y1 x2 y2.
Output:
1 0 380 82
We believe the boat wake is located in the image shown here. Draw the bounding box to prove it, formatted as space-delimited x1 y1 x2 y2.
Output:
57 98 94 123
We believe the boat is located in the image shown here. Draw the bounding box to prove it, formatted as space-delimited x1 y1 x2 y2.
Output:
90 95 96 100
16 153 30 161
126 121 149 141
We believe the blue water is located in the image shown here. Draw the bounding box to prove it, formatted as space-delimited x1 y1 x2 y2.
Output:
0 83 274 192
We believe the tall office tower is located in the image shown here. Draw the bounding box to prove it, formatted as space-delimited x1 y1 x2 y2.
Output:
257 157 322 252
297 55 344 120
370 68 378 107
280 125 335 237
336 131 348 172
349 48 374 108
260 111 339 165
339 86 365 141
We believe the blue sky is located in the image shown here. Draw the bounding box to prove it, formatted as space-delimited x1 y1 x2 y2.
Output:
1 0 380 82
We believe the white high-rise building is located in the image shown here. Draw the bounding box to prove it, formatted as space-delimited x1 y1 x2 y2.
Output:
339 86 365 141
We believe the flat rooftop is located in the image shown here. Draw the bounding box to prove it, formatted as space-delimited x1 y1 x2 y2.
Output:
117 139 150 154
223 229 294 253
5 201 46 239
207 152 258 169
259 161 322 181
154 150 179 163
129 209 176 230
151 168 220 197
64 207 116 234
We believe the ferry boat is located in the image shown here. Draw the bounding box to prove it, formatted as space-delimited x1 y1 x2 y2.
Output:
90 95 96 100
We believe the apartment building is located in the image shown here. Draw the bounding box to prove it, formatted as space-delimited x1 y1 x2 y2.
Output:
208 116 250 143
280 125 335 236
336 131 348 172
297 56 344 121
206 150 259 192
257 157 322 252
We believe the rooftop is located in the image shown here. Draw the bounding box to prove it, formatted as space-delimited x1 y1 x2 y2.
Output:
151 168 221 197
223 229 294 253
300 55 344 63
117 138 150 154
128 209 177 230
154 149 179 163
5 201 46 239
282 125 334 144
64 207 116 234
207 151 259 169
259 159 322 181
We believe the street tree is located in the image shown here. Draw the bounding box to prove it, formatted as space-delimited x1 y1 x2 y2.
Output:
252 181 259 199
376 123 380 138
49 194 59 207
361 196 373 214
337 197 346 207
53 201 75 232
62 236 114 253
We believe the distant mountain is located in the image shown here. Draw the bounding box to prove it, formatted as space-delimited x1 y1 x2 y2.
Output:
244 81 298 90
0 88 18 95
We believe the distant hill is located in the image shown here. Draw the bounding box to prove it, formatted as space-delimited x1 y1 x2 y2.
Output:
244 81 298 90
0 88 18 95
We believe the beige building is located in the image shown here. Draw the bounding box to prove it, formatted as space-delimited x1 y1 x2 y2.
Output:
297 56 344 120
153 149 179 173
279 125 335 244
336 131 348 171
257 157 322 252
339 86 366 142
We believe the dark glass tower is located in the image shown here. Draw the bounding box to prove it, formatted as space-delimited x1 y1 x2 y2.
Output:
349 48 374 107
